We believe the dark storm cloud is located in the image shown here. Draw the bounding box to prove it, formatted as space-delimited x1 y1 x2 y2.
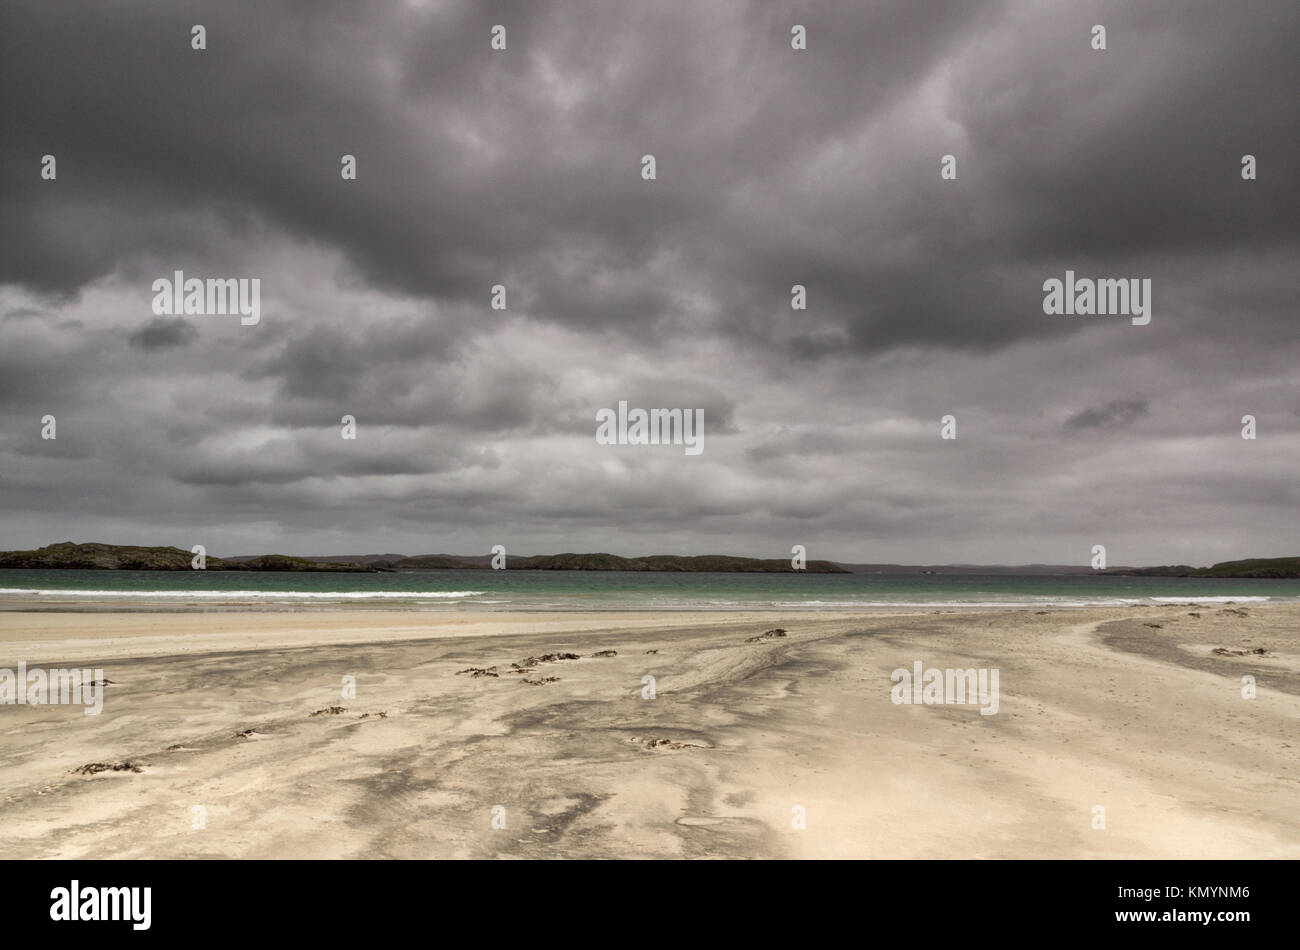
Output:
130 317 199 350
0 0 1297 562
4 307 48 321
5 2 1297 346
1064 397 1149 432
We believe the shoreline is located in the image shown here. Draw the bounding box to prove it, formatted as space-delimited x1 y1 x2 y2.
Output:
1 594 1288 616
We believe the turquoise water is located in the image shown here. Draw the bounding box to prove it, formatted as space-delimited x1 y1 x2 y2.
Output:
1 569 1297 610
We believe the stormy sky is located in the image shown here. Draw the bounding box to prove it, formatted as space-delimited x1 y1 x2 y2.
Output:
1 0 1296 565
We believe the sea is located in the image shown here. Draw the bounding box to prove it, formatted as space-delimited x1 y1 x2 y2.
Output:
1 569 1297 611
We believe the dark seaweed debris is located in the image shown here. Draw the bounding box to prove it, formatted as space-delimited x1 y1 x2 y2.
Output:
72 762 145 775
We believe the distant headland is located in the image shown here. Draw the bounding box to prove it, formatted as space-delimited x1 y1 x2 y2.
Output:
0 543 1294 577
0 542 847 573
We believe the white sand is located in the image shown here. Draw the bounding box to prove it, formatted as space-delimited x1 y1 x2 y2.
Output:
1 604 1296 858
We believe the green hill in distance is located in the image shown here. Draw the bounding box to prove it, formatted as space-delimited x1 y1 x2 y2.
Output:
1104 557 1300 579
1 543 1294 576
0 542 383 572
0 543 847 573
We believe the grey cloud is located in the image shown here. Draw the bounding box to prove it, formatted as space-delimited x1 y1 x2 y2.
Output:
0 0 1296 563
130 317 199 350
1064 397 1149 432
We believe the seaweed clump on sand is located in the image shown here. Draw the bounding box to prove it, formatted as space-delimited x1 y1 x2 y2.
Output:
519 653 580 666
631 737 707 751
72 762 145 775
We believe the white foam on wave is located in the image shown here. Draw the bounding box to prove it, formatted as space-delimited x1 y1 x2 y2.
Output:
757 596 1286 608
1149 596 1271 604
0 589 1290 609
768 599 1135 608
0 588 487 600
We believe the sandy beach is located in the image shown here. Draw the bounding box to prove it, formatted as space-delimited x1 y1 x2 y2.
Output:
1 604 1296 859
